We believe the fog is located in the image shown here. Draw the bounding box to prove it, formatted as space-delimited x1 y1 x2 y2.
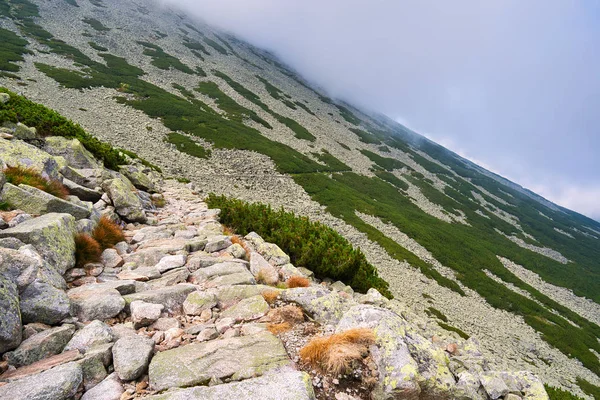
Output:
161 0 600 220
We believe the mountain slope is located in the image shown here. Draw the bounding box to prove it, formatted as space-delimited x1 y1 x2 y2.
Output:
0 0 599 396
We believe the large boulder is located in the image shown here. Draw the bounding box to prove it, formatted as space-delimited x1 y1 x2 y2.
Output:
13 122 38 140
81 372 124 400
0 138 62 180
145 367 315 400
64 320 114 352
148 331 290 391
220 295 270 322
19 281 71 325
130 301 164 329
249 252 279 285
112 335 154 381
60 166 107 189
123 284 196 313
63 178 102 202
0 361 83 400
281 287 354 325
68 285 125 322
0 275 22 353
0 183 91 219
0 213 76 274
119 164 159 193
182 291 217 316
3 324 75 367
335 305 421 400
189 261 255 287
44 136 101 169
101 178 146 223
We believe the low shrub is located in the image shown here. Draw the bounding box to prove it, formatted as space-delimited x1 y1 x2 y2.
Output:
206 194 392 298
74 233 101 267
286 276 310 288
3 166 69 199
299 328 375 374
92 216 125 249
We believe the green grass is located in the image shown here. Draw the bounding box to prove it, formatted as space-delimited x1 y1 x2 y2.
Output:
0 27 29 73
576 378 600 400
82 17 109 32
63 0 78 6
206 194 392 297
426 307 448 322
137 41 194 74
312 150 350 172
88 41 108 51
438 322 470 339
183 38 210 56
350 128 381 144
545 385 585 400
374 171 409 191
4 165 69 199
165 132 210 159
361 149 409 171
204 38 228 55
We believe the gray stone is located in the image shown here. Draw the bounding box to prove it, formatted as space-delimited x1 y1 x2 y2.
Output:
196 327 218 342
68 285 125 322
183 291 217 315
249 252 279 285
145 367 315 400
101 248 123 269
76 218 95 235
0 138 62 180
480 373 510 399
0 237 26 249
0 274 21 353
119 164 159 192
19 245 67 290
130 300 164 328
113 241 131 256
256 242 289 266
8 212 33 228
20 281 71 325
0 247 39 291
78 350 108 390
225 243 246 259
60 167 106 189
101 178 147 223
148 331 290 391
63 178 102 202
64 320 114 352
44 136 101 169
147 267 190 289
13 122 37 140
221 295 270 322
331 281 354 295
81 372 124 400
279 263 304 281
281 287 354 325
0 361 83 400
0 213 76 274
85 342 114 367
0 183 90 218
112 335 154 381
155 254 187 273
358 288 389 307
123 284 196 312
0 92 10 104
150 317 180 331
204 235 232 253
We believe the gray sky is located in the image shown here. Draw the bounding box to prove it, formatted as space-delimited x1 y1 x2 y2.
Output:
162 0 600 220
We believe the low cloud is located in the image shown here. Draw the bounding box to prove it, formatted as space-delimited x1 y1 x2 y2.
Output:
161 0 600 219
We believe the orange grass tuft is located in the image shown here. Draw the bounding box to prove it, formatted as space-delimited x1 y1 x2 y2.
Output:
267 322 292 334
299 328 376 375
255 266 279 286
261 289 280 304
92 216 125 250
3 166 69 199
230 235 251 260
223 226 236 236
286 275 310 288
74 233 101 267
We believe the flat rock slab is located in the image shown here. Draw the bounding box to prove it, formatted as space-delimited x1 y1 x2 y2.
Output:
20 281 71 325
0 275 21 353
123 284 196 312
1 183 90 219
81 372 124 400
0 213 76 274
4 324 75 367
112 335 154 381
146 368 315 400
281 287 353 325
221 295 269 322
68 286 125 322
0 361 82 400
148 331 290 391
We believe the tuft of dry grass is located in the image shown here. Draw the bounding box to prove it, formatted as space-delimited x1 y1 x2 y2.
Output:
286 275 310 288
222 226 236 236
256 266 279 286
4 166 69 199
266 304 305 324
92 216 125 250
230 235 251 260
74 233 101 267
299 328 375 375
262 289 280 304
267 322 292 334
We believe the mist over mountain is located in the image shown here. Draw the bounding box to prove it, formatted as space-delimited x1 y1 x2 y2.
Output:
160 0 600 220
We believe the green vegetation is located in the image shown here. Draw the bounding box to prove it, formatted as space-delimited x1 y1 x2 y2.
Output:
184 23 202 35
0 201 13 211
206 194 392 297
545 385 585 400
378 145 390 153
361 149 408 171
576 378 600 399
82 17 109 32
183 38 210 56
137 41 193 74
154 30 167 39
165 132 210 159
256 76 298 110
350 128 381 144
438 322 470 339
214 71 316 141
294 101 316 116
337 141 351 151
195 66 206 77
204 38 228 55
0 27 29 73
374 171 408 191
425 307 448 322
63 0 78 6
312 150 350 172
0 88 127 169
171 83 195 100
88 41 107 51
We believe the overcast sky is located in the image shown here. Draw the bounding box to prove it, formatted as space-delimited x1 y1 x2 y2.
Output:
162 0 600 221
